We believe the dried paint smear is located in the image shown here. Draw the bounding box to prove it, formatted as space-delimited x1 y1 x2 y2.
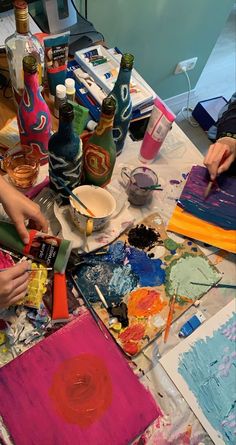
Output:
178 314 236 445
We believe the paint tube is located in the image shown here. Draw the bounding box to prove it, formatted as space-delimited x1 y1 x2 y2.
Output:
43 31 70 97
179 311 206 338
139 96 175 163
0 221 72 273
68 100 89 135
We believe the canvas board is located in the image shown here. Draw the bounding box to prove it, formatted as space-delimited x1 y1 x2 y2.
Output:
160 300 236 445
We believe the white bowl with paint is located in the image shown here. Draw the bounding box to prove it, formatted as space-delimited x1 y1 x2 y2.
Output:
69 185 116 235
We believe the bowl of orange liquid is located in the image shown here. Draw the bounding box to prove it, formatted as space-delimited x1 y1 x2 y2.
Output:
4 146 40 189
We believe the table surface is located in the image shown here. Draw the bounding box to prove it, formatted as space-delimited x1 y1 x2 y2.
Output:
0 59 235 445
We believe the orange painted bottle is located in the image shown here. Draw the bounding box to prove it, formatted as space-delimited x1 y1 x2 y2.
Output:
83 97 116 187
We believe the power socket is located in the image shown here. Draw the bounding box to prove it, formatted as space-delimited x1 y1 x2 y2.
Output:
174 57 198 74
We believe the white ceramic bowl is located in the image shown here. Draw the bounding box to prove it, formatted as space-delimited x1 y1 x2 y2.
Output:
69 185 116 233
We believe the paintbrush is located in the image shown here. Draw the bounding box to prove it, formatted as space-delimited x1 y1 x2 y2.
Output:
163 290 177 343
56 176 95 217
191 281 236 289
95 284 109 309
71 276 109 339
0 267 53 272
204 151 227 199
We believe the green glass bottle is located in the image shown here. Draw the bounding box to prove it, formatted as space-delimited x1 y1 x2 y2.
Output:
108 53 134 156
83 97 116 186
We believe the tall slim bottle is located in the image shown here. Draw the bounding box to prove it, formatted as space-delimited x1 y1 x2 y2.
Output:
5 0 44 104
48 103 83 204
17 56 51 165
108 53 134 155
83 97 116 186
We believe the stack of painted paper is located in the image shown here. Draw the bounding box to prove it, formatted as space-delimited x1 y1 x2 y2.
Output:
75 212 221 357
160 299 236 445
0 311 160 445
167 165 236 253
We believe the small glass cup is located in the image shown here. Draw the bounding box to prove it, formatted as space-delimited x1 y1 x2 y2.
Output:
121 166 158 206
4 145 40 189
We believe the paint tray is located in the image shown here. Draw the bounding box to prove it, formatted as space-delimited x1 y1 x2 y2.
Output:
74 45 155 110
73 212 221 357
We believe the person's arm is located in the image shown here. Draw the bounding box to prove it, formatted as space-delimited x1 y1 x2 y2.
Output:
0 176 48 244
204 100 236 180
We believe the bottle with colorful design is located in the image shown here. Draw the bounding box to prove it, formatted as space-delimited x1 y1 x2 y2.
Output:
5 0 44 104
17 56 51 165
108 53 134 155
48 102 83 204
83 97 116 187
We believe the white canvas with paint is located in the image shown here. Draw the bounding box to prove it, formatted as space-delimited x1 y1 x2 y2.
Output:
160 300 236 445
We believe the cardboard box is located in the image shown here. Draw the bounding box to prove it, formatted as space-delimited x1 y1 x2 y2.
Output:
192 96 228 131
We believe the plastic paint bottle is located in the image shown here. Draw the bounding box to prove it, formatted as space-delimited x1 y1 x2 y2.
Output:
65 78 76 102
0 221 72 273
54 84 67 118
139 97 175 163
179 312 206 338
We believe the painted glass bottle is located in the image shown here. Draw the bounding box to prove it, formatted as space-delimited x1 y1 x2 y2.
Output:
17 56 51 165
5 0 44 104
48 102 83 204
108 53 134 155
83 97 116 187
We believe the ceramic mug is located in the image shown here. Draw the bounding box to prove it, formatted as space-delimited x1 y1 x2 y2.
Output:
69 185 116 235
121 166 158 206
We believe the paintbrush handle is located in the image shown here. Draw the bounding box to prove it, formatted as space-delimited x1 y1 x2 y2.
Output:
164 296 176 343
191 281 236 289
56 177 95 217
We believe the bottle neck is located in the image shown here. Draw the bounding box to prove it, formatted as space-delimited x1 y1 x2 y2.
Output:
24 70 39 91
95 112 114 136
58 119 74 139
15 12 29 34
116 65 132 85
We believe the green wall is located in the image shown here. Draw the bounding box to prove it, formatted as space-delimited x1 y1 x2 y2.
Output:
85 0 234 99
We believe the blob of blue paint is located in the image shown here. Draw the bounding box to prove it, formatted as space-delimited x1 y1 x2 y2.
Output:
126 247 165 287
75 262 138 304
187 241 192 246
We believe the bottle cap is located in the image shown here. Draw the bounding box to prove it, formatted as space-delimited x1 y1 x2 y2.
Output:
65 78 75 91
102 97 116 115
56 84 66 99
121 53 134 70
59 102 74 121
23 55 37 74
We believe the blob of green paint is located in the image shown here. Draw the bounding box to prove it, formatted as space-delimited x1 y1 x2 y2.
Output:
164 238 181 251
165 253 221 299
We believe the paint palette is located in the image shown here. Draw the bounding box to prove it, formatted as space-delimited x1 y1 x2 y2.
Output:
74 212 221 357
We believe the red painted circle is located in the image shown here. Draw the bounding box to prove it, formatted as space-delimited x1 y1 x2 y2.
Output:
49 354 112 427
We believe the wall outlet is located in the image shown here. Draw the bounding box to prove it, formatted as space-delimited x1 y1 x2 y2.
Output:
174 57 198 74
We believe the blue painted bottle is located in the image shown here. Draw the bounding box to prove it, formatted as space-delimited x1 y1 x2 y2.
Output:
48 103 83 204
108 53 134 155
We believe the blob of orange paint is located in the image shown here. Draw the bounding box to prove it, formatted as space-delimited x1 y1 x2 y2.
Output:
128 288 166 318
49 354 112 427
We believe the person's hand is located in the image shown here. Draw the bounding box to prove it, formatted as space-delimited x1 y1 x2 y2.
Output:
0 177 48 244
204 137 236 181
0 261 29 308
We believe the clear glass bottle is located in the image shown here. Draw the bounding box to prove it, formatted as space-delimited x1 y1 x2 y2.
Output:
83 97 116 187
108 53 134 156
48 103 83 204
17 56 51 165
5 0 44 104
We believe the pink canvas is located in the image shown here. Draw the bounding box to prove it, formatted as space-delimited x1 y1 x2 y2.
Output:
0 312 160 445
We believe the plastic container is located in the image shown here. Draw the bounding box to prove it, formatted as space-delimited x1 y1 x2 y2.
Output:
139 97 175 163
65 78 76 102
54 84 67 118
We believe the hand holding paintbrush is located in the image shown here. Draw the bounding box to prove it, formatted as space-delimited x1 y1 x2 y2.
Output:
204 139 236 198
